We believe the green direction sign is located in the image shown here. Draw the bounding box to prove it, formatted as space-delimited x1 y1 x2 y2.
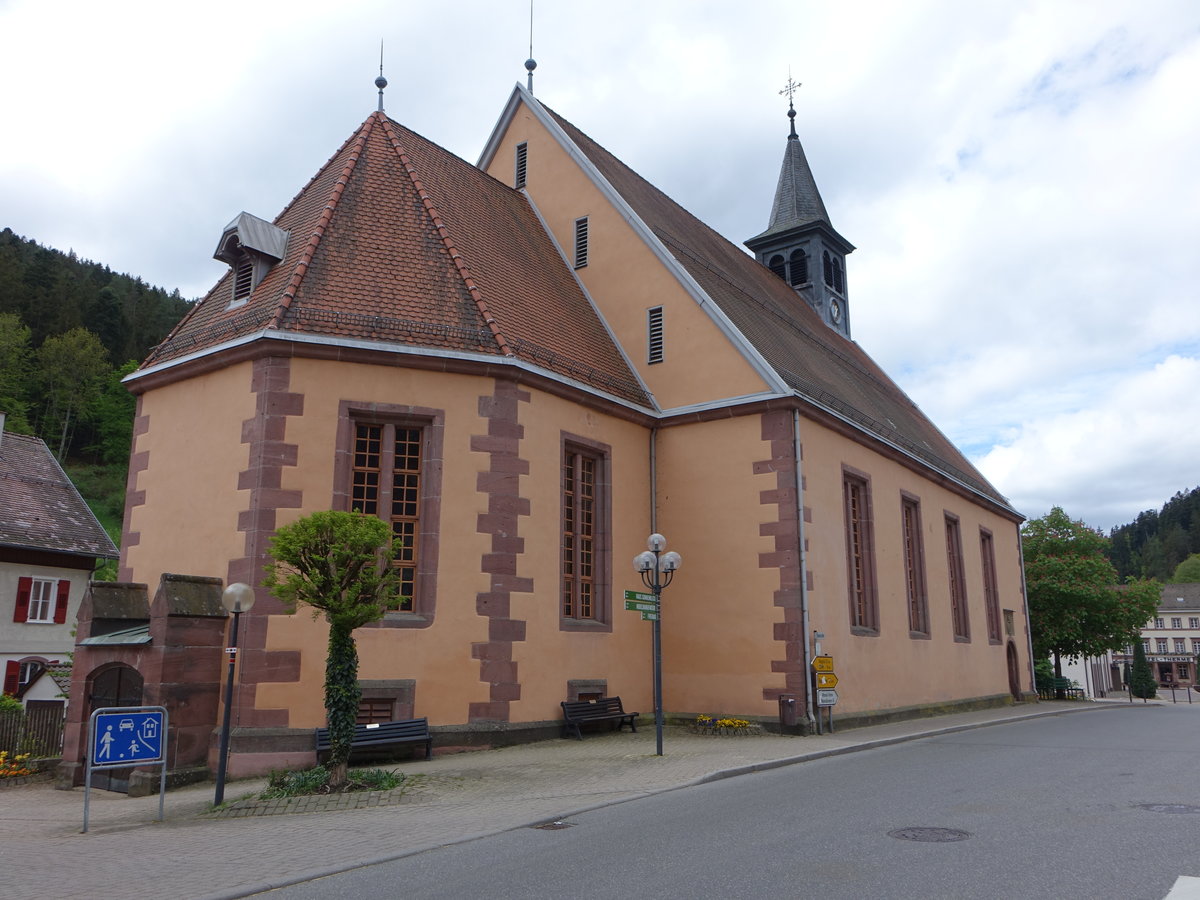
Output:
641 611 659 621
625 600 657 612
624 590 654 603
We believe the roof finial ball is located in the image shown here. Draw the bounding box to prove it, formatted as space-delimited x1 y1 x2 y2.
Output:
526 56 537 92
376 40 388 113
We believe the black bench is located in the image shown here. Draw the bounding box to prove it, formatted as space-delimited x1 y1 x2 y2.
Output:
315 717 432 761
561 697 639 740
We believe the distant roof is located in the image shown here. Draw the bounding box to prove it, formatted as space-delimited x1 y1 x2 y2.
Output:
0 431 118 560
141 112 649 408
1158 584 1200 610
540 105 1013 512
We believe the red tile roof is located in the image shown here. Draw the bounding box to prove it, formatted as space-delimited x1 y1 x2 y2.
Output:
0 431 119 559
144 113 648 407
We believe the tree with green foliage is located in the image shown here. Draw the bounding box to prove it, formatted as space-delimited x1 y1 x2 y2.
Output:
1130 639 1157 700
1171 554 1200 583
263 511 404 788
0 312 33 433
1024 507 1161 698
36 327 110 459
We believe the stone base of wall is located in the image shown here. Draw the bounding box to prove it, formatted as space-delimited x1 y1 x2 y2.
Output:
816 693 1019 732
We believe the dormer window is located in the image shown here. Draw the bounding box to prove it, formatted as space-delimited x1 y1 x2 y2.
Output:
213 212 290 309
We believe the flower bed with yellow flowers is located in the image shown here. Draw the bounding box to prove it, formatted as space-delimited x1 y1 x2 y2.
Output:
0 751 35 785
689 714 763 736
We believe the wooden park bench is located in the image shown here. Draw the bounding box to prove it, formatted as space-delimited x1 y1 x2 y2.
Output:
560 697 639 740
315 717 432 762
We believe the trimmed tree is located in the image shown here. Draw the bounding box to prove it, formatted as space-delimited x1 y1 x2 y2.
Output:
264 510 403 788
1130 639 1157 700
1172 554 1200 583
1023 507 1161 698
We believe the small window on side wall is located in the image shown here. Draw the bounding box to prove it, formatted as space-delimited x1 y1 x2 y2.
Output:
574 217 589 268
515 142 528 189
647 307 664 364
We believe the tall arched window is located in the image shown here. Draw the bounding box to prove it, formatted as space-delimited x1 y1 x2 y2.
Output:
768 255 786 280
823 251 833 287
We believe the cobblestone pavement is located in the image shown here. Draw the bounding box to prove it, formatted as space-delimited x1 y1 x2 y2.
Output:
0 702 1119 900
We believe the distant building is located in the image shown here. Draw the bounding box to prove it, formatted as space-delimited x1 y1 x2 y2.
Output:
1114 584 1200 689
66 80 1033 780
0 413 118 711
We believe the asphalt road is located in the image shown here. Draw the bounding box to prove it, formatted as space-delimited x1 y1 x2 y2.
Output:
258 703 1200 900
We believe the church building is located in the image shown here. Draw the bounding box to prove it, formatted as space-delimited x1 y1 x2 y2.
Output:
65 74 1032 778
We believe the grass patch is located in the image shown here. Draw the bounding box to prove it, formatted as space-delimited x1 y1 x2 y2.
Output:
258 765 407 799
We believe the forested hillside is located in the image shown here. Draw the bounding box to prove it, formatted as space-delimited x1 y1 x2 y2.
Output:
0 228 194 555
1110 487 1200 580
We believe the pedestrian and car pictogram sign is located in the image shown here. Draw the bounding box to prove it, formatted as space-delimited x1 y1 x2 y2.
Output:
91 709 164 767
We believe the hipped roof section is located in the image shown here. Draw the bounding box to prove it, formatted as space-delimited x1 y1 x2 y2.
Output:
540 105 1012 511
141 112 649 407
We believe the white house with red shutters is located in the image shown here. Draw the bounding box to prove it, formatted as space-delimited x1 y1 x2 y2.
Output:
0 413 118 706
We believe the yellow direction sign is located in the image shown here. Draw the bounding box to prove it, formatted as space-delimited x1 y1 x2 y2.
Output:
816 671 838 689
811 655 834 672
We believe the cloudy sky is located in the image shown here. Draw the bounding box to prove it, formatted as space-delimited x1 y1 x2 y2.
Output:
2 0 1197 531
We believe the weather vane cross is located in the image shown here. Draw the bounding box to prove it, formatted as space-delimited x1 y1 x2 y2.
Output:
779 74 801 104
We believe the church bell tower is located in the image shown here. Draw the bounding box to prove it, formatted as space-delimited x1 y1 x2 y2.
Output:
745 78 854 338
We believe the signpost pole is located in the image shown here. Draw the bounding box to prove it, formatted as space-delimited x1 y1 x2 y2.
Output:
633 536 681 757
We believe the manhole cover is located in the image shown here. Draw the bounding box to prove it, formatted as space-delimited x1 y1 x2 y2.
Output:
533 820 574 830
1136 804 1200 814
888 827 972 843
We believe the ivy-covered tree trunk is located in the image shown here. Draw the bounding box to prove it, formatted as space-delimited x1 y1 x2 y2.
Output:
324 622 361 788
1130 640 1157 701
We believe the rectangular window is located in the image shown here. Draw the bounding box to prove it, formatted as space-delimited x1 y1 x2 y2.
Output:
1144 640 1151 653
1172 617 1183 629
1157 638 1169 653
514 142 528 189
1190 617 1199 629
1194 638 1200 654
350 422 422 612
945 515 969 641
901 495 928 636
843 471 878 634
647 306 664 364
573 216 589 268
1155 617 1165 628
561 437 611 629
27 579 55 623
980 529 1001 643
1180 664 1191 681
1175 638 1187 653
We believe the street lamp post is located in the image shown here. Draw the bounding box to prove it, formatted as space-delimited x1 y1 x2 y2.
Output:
214 582 255 806
634 534 682 756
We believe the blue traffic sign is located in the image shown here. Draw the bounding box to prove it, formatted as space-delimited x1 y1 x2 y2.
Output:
91 709 164 767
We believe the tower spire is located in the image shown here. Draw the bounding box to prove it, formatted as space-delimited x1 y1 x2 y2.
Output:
375 40 388 112
525 0 537 92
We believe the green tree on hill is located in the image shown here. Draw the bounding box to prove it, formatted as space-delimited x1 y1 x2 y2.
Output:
1171 554 1200 583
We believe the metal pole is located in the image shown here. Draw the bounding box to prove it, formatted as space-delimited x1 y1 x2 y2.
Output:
213 609 241 806
653 567 663 757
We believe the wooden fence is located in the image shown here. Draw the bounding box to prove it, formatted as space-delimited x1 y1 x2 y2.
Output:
0 703 65 757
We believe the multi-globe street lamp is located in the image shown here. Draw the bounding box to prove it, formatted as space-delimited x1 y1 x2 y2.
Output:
634 533 682 756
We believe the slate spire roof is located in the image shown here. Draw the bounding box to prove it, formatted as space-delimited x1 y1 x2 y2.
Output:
747 103 840 245
142 112 648 407
0 430 119 559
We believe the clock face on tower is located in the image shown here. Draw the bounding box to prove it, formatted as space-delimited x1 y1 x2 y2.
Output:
829 298 842 323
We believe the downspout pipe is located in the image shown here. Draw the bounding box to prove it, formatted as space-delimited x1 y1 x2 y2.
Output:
1018 527 1037 696
793 409 817 730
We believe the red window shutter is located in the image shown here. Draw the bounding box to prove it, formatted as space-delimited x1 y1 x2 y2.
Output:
3 661 18 696
54 580 70 624
14 577 32 623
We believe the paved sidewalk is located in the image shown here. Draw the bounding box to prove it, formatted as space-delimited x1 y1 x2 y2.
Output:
0 701 1123 900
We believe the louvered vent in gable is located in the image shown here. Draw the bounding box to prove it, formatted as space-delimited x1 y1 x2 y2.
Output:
647 306 664 364
515 142 528 188
574 216 589 268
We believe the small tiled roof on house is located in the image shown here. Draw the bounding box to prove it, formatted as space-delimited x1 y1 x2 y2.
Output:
143 112 649 408
543 106 1013 511
0 431 119 559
